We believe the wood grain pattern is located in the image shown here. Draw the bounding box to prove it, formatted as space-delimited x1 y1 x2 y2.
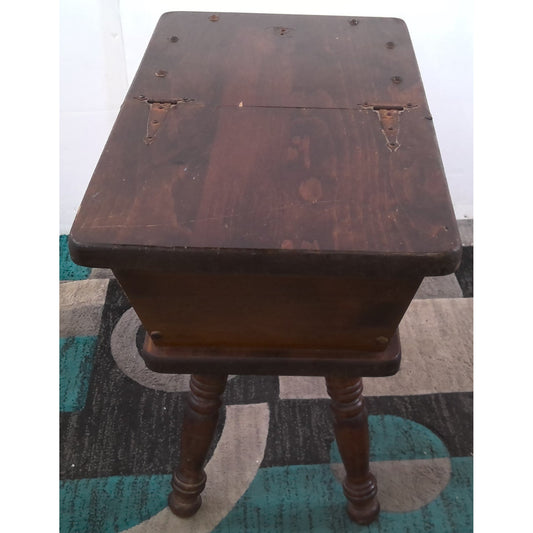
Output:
115 268 418 352
69 12 461 278
141 329 401 377
125 13 427 109
168 374 228 518
326 376 379 524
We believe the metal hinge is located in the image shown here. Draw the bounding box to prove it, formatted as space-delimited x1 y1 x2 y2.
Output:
375 107 403 152
359 103 417 152
134 96 195 145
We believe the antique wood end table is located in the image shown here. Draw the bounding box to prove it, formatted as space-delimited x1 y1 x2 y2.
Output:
69 12 461 525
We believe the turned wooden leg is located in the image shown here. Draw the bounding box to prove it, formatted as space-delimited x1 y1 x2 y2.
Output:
168 373 228 518
325 376 379 525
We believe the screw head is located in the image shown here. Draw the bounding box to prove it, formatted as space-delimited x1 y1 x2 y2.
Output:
209 14 219 22
386 41 395 49
349 18 359 26
155 69 168 78
391 76 402 84
150 331 163 340
375 336 389 346
170 36 179 42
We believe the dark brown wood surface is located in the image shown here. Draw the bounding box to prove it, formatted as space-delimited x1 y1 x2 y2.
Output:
69 12 461 278
125 13 435 108
141 329 401 376
116 268 418 351
168 374 228 518
326 377 379 524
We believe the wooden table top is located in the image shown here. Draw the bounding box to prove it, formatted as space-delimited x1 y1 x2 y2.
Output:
70 12 461 277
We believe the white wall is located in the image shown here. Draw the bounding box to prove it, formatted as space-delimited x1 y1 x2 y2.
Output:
60 0 473 234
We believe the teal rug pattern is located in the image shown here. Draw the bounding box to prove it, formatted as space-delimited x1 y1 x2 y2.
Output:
60 336 98 412
60 475 171 533
331 415 450 463
59 234 473 532
60 460 472 533
214 458 472 533
60 235 91 281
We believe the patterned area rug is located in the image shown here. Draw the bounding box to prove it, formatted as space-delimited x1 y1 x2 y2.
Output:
60 223 473 533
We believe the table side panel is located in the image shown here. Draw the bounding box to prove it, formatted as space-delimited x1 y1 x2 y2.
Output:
113 268 421 352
